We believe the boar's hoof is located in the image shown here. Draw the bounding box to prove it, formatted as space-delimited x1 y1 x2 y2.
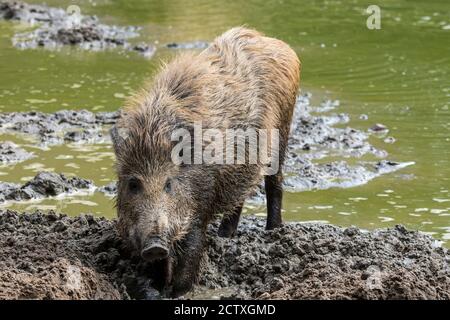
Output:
266 221 282 230
141 243 169 262
218 224 236 238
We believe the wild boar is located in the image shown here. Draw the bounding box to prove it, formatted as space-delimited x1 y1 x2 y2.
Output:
111 27 300 297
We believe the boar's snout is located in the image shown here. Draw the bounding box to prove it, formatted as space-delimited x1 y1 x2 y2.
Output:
141 237 169 262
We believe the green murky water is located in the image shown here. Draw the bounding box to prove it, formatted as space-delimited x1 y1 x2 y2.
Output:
0 0 449 245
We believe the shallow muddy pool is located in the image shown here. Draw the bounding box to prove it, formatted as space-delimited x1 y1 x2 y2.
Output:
0 0 449 246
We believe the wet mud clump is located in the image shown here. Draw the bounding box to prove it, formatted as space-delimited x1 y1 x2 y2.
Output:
0 1 155 57
283 159 413 191
0 210 121 299
281 94 414 192
0 110 120 145
0 141 34 164
0 172 94 203
97 182 118 197
166 41 209 50
0 211 448 300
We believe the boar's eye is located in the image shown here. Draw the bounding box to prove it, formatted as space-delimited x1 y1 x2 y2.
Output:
164 179 172 194
128 177 141 194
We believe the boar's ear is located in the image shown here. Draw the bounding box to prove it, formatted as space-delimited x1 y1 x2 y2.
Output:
110 125 129 153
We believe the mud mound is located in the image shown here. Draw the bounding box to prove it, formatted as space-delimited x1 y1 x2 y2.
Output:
281 94 414 192
166 41 209 50
0 0 155 57
0 172 94 203
0 210 121 299
0 141 34 164
0 110 119 145
0 210 448 300
203 218 450 299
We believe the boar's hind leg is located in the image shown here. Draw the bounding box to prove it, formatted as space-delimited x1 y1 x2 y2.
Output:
218 203 243 238
265 172 283 230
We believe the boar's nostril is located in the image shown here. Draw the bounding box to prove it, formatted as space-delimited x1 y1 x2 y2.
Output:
141 243 169 262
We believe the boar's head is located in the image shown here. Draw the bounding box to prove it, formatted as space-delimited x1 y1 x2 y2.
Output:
110 107 213 263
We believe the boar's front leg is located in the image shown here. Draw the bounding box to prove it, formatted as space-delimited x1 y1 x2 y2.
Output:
218 203 243 238
265 171 283 230
170 220 207 297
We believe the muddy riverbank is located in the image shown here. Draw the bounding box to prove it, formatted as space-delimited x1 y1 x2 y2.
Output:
0 210 448 300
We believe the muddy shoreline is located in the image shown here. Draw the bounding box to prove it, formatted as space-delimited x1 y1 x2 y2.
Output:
0 94 424 300
0 210 448 300
0 92 413 198
0 101 445 301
